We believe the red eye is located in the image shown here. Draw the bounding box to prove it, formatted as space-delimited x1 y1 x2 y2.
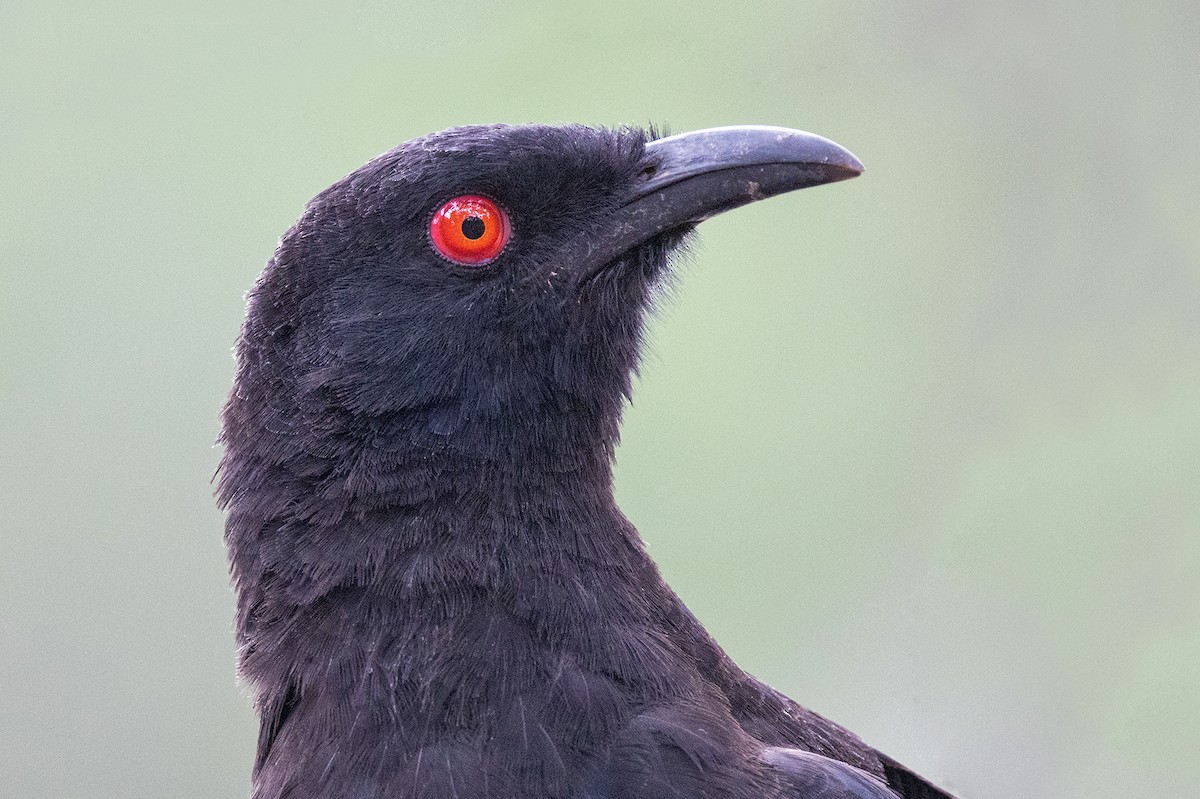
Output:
429 195 510 266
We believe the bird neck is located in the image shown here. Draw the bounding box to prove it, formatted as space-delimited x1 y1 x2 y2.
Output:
223 433 674 700
222 407 638 602
218 351 665 700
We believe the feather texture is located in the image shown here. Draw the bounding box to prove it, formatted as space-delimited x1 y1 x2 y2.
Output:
218 124 954 799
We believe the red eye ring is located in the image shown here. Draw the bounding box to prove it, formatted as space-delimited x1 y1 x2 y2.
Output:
429 195 510 266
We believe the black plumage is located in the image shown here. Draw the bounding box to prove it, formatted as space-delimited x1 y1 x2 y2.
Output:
218 123 957 799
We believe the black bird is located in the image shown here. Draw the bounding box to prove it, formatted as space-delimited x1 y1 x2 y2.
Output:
218 123 957 799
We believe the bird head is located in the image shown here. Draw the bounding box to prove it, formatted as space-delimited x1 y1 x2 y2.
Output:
220 124 861 514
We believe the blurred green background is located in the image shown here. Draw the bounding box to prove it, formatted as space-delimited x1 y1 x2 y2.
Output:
3 2 1197 797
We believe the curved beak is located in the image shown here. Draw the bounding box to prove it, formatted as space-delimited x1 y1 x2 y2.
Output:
635 125 863 221
567 125 863 278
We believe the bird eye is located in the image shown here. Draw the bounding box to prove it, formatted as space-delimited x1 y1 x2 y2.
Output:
429 195 510 266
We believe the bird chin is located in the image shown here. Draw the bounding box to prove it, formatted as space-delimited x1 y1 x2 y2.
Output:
572 225 695 291
641 226 696 279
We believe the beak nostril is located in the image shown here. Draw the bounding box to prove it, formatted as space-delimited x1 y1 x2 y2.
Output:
639 164 658 180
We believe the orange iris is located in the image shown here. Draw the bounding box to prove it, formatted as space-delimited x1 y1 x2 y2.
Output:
429 195 510 266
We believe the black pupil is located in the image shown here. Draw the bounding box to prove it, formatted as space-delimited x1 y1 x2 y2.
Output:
461 216 486 240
